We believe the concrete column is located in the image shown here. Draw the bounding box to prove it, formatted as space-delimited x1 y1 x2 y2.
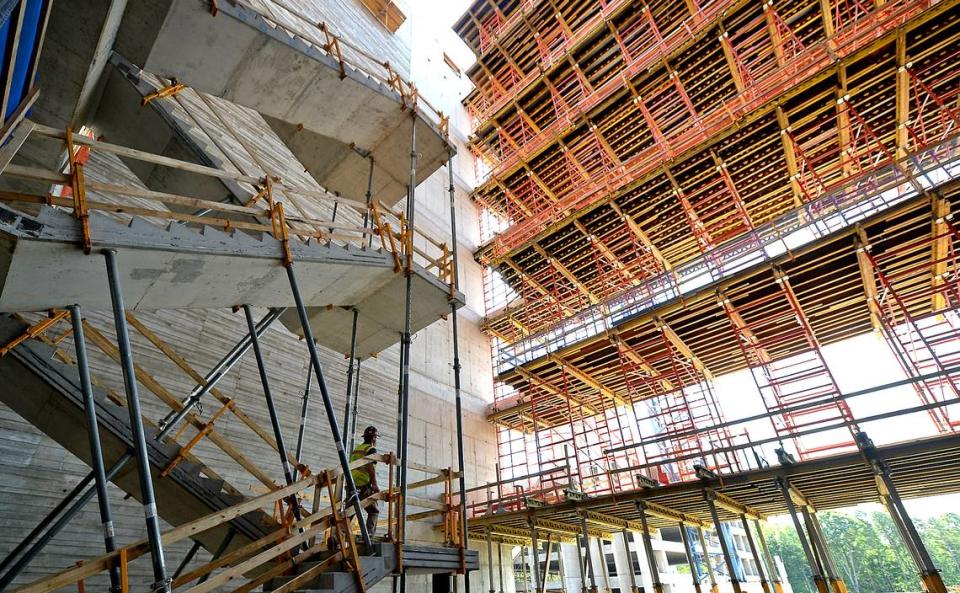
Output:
777 478 828 593
741 515 770 593
704 492 742 593
680 523 703 593
874 462 947 593
755 520 784 593
698 527 720 593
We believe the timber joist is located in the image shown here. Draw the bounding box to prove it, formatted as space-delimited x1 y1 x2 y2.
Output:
471 0 960 350
487 180 960 432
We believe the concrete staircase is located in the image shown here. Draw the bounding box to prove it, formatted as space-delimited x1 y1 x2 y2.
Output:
0 315 480 588
0 315 275 559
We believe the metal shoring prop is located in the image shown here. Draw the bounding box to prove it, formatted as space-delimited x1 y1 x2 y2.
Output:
103 249 170 592
0 309 282 587
69 304 122 592
755 519 784 593
622 529 641 593
294 350 313 480
704 491 741 593
172 540 203 581
285 260 372 550
697 526 719 593
679 523 703 593
446 152 471 589
741 515 770 593
777 477 828 593
580 513 598 593
348 357 362 454
341 306 360 505
158 309 283 429
242 305 303 526
636 501 663 593
398 114 418 592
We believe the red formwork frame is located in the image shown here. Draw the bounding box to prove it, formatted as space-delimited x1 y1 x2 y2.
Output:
473 0 934 259
614 329 745 483
721 272 861 460
863 217 960 433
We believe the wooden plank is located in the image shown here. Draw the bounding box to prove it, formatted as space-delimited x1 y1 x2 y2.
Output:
80 320 281 490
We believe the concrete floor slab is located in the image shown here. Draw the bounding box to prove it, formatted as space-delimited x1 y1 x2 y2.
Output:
0 205 464 358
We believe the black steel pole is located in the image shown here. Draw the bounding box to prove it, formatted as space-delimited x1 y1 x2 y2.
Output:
342 306 360 497
398 114 418 593
704 492 741 593
348 358 362 454
0 308 282 587
242 305 302 523
70 304 121 592
446 153 470 590
777 478 827 593
172 539 203 581
159 308 283 430
637 501 663 593
285 262 371 550
0 471 95 578
197 529 235 584
295 355 313 478
680 523 703 593
0 457 129 590
363 155 375 249
103 249 170 592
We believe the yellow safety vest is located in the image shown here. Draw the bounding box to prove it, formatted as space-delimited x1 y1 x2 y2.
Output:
350 442 375 487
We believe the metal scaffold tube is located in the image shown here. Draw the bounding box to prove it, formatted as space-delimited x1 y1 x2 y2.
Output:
679 524 703 593
295 355 312 477
0 306 282 587
341 306 359 504
69 304 121 592
159 308 284 430
636 501 663 593
103 249 170 592
398 114 417 592
741 515 770 593
241 305 302 523
447 153 470 588
285 261 372 550
704 492 741 593
778 477 828 593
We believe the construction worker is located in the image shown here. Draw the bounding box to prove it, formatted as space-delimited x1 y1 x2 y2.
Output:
350 425 380 537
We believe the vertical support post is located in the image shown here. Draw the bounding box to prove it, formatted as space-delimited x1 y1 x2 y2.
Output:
362 155 375 248
636 502 663 593
348 359 362 454
341 306 359 504
680 524 703 593
398 113 418 593
242 305 302 523
103 249 169 593
580 514 598 593
809 512 847 593
285 262 371 550
487 528 496 593
698 527 719 593
755 520 784 593
741 515 770 593
621 530 640 593
874 462 947 593
69 304 121 593
171 540 202 581
704 491 741 593
497 542 505 593
0 309 284 588
520 545 531 593
777 478 828 593
529 517 542 593
447 153 470 589
294 354 312 478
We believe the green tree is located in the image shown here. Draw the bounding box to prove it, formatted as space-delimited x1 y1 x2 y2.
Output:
918 513 960 586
